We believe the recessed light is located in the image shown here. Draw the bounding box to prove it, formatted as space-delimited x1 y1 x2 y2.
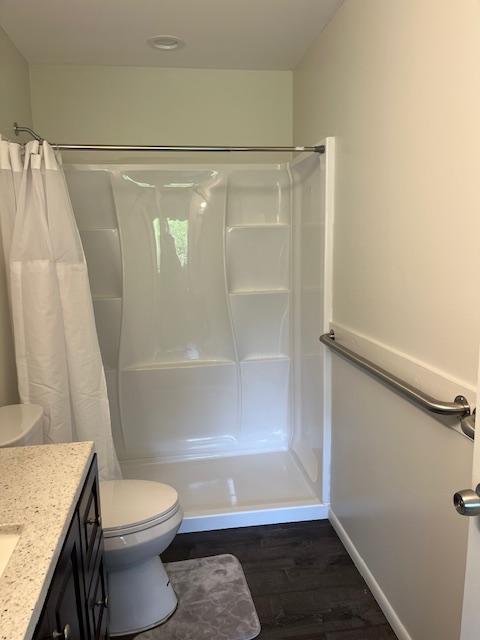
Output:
147 35 185 51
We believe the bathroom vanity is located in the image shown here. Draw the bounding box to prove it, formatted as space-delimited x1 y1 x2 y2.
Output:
33 455 108 640
0 442 107 640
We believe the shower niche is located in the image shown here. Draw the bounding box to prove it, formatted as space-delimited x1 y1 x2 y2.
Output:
66 141 333 531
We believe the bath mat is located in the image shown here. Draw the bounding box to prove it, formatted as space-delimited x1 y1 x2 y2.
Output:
136 554 261 640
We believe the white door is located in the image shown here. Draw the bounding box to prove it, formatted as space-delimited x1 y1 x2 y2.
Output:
459 363 480 639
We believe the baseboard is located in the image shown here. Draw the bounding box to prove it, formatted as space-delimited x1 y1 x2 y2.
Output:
329 509 412 640
179 503 329 533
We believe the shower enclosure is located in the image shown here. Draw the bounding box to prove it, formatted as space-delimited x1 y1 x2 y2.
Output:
65 141 334 531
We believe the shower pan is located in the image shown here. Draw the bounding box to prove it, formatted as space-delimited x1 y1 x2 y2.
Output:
65 141 334 531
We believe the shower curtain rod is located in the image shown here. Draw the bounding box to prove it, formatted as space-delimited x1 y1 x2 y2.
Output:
13 123 325 154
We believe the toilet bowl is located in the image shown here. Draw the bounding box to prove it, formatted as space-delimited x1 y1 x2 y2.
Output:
0 404 44 447
100 479 183 637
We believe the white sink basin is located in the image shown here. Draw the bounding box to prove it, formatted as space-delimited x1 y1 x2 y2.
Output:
0 528 20 579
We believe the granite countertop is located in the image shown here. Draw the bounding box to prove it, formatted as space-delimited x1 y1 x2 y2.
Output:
0 442 95 640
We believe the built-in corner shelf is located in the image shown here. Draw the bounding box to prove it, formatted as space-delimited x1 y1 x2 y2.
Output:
228 289 290 296
92 295 122 302
227 223 290 230
123 359 237 372
241 355 290 363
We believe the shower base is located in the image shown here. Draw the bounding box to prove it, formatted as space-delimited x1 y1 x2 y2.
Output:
121 450 327 533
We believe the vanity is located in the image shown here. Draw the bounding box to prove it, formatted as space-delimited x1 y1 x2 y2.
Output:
0 442 108 640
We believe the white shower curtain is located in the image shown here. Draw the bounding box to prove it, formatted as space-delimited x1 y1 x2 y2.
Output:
0 137 120 479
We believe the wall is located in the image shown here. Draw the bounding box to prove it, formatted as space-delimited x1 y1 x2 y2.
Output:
0 26 32 406
0 26 32 140
294 1 480 639
29 65 292 162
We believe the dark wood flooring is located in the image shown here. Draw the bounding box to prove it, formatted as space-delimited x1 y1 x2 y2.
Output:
161 520 397 640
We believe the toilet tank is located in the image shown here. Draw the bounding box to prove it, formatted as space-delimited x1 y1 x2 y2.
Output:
0 404 45 448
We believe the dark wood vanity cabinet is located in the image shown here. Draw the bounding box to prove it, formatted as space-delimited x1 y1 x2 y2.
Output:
33 455 109 640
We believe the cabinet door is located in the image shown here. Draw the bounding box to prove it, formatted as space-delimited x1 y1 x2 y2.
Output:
78 457 102 590
34 513 88 640
87 540 109 640
32 608 51 640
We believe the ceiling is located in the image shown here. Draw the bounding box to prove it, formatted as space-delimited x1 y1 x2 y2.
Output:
0 0 342 70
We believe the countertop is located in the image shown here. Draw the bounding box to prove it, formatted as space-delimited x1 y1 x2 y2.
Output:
0 442 95 640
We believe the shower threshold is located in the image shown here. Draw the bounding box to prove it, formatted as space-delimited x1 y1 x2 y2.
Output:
121 450 327 532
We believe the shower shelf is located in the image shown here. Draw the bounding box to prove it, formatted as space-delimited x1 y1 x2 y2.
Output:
241 355 290 363
227 223 289 230
92 295 122 301
122 357 290 370
228 289 290 296
123 359 237 372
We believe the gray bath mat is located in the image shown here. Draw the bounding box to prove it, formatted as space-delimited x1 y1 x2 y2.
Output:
137 554 261 640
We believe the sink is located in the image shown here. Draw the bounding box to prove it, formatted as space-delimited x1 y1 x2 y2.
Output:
0 527 21 578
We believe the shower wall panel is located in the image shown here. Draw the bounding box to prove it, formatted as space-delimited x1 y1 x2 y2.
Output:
292 152 326 491
67 164 295 462
226 227 290 292
65 167 125 463
112 170 234 368
65 168 122 378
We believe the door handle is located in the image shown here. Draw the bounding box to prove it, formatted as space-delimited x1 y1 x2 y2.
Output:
453 484 480 516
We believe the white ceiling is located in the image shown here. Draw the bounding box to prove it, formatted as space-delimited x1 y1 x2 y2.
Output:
0 0 342 70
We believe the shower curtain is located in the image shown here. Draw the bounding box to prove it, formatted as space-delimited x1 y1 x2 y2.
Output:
0 137 120 479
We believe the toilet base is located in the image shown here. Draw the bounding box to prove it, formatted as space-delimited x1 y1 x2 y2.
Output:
108 556 178 636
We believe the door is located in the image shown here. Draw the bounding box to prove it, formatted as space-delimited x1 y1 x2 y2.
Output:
458 371 480 638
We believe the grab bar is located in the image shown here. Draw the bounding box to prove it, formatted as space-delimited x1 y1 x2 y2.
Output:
319 330 471 418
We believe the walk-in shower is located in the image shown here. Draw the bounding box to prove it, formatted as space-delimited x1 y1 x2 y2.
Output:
65 141 334 531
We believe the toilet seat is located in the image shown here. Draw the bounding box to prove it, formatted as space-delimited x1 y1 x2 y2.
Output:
100 479 180 538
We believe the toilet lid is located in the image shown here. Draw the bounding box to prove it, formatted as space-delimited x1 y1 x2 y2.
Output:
100 480 179 535
0 404 43 442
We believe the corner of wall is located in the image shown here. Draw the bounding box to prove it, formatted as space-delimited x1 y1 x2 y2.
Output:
0 25 27 405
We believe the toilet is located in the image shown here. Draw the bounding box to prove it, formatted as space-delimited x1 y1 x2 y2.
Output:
0 404 44 447
99 479 183 636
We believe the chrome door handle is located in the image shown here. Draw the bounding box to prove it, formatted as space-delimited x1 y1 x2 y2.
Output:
454 484 480 516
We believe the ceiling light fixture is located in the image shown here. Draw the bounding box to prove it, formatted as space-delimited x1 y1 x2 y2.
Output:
147 35 185 51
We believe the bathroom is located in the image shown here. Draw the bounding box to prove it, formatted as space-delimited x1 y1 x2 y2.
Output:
0 1 479 639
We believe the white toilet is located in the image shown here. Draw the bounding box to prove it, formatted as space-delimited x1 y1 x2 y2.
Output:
100 479 183 636
0 404 44 447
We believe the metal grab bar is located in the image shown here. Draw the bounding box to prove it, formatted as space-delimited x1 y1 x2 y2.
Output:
319 330 471 417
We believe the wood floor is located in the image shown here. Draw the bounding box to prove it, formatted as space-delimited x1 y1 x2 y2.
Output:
162 520 397 640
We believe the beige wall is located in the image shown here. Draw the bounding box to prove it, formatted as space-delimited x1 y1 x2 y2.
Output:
0 26 32 140
0 26 31 406
29 65 292 161
294 1 480 638
295 0 480 384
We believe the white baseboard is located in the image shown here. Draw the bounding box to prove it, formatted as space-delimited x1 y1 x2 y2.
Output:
179 503 329 533
329 509 412 640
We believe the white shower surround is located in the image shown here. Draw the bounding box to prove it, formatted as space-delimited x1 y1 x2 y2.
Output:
65 140 334 530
